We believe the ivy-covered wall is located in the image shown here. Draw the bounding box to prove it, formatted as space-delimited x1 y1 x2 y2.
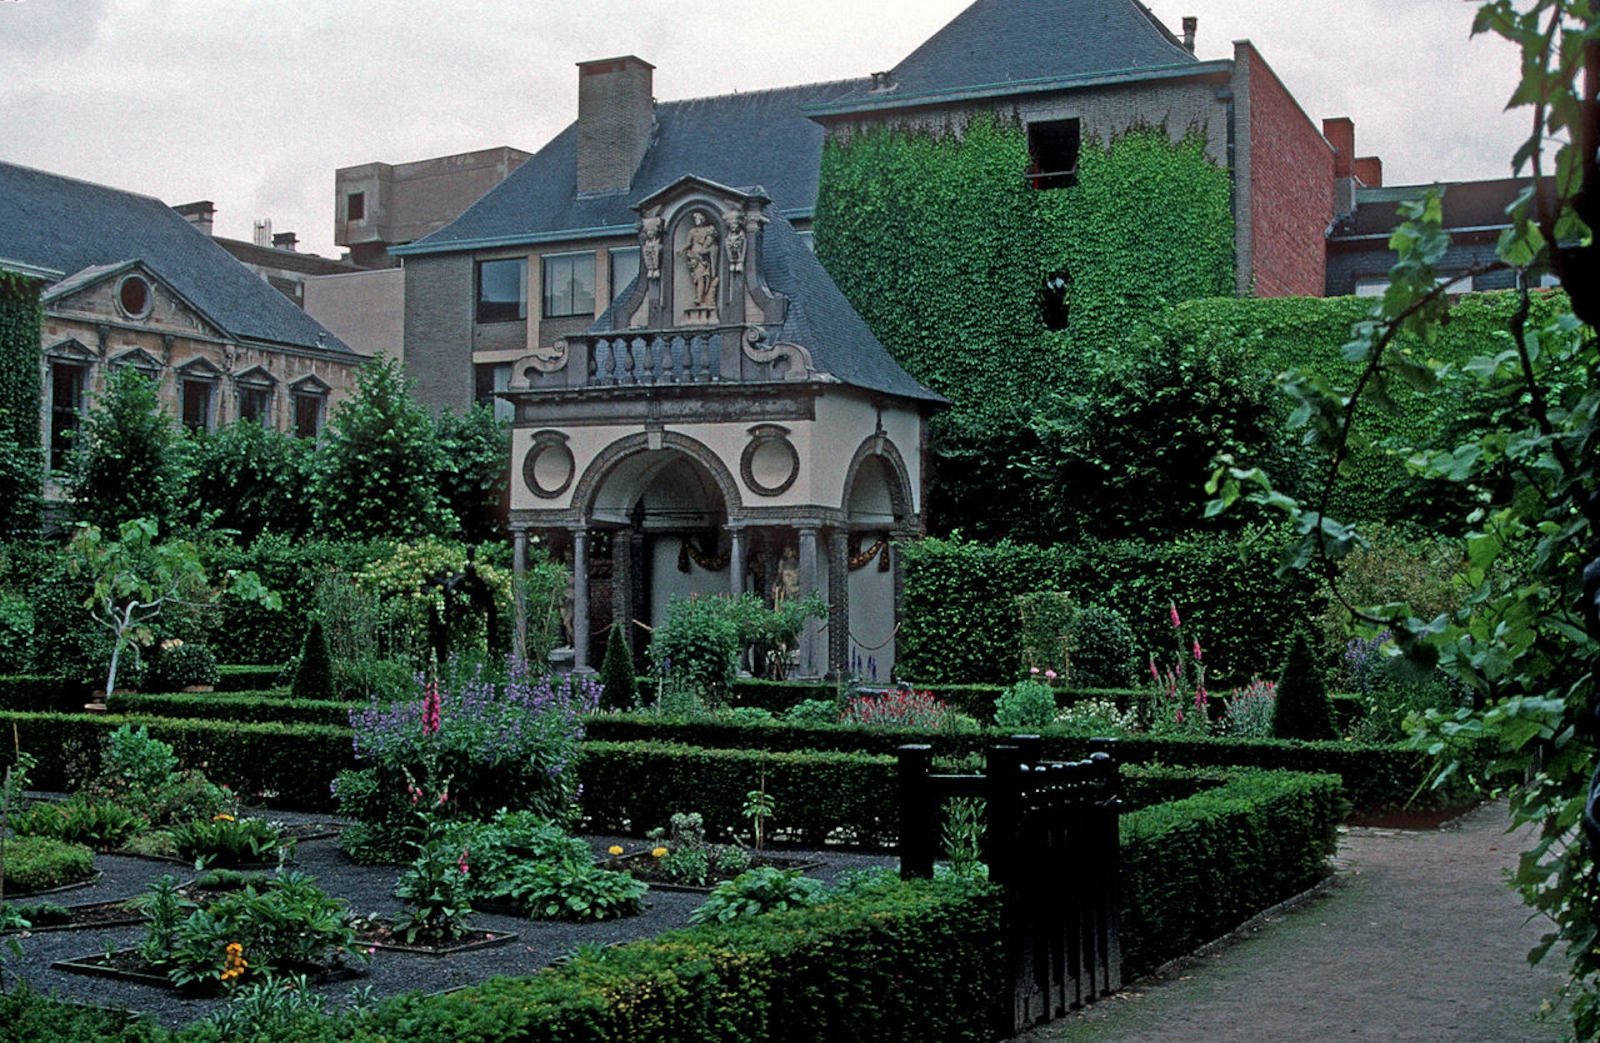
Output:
813 117 1234 418
0 271 42 449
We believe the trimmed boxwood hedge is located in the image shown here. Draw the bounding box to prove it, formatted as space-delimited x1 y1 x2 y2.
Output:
578 715 1437 813
0 712 353 810
106 691 352 728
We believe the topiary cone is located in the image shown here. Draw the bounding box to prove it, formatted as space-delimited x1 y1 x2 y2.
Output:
291 618 335 700
598 622 638 712
1270 629 1338 741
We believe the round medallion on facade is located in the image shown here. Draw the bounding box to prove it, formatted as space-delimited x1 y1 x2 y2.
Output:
117 274 153 319
740 424 799 497
522 431 576 499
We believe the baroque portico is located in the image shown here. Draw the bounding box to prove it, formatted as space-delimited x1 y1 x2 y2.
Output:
503 177 943 679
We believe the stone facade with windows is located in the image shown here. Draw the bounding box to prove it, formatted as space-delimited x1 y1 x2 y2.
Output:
0 161 363 505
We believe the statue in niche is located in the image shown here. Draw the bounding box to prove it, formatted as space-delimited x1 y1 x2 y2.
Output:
681 211 719 308
724 209 747 275
639 207 665 280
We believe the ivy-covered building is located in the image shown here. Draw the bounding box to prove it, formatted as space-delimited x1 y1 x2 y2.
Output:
0 161 363 499
392 0 1349 677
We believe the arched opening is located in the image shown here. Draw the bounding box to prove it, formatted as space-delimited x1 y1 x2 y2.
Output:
844 452 906 682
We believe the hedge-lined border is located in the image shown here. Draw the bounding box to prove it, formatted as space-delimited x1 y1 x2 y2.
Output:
106 691 352 728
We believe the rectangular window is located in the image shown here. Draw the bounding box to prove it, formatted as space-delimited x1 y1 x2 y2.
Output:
238 385 273 425
476 258 527 323
49 362 86 471
609 247 641 304
347 191 365 221
542 252 596 318
474 362 514 422
292 393 325 439
181 379 215 434
1026 118 1080 190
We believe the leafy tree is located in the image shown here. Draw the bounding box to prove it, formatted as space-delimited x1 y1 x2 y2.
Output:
0 433 41 540
67 518 279 695
1209 2 1600 1032
434 404 510 543
68 367 187 534
312 358 454 541
184 420 315 540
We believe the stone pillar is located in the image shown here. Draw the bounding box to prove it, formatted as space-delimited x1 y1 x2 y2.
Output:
728 526 746 597
797 524 822 680
511 526 529 660
571 527 593 674
611 530 633 652
828 528 850 680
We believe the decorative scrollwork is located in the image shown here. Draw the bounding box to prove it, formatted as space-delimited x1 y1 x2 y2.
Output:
742 326 814 380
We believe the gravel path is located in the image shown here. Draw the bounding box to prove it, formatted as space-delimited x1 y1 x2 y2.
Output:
1018 800 1569 1043
4 808 897 1031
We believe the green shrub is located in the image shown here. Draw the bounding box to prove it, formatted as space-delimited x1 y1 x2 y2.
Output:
597 622 638 711
505 854 647 922
1272 631 1338 741
689 866 828 925
290 619 334 700
168 816 291 869
148 642 219 692
1069 605 1140 688
648 594 741 703
0 984 162 1042
0 591 33 674
2 835 95 893
993 678 1058 730
11 794 147 850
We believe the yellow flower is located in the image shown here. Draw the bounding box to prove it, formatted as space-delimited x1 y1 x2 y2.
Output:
607 845 624 856
652 846 668 858
213 813 235 822
219 942 248 982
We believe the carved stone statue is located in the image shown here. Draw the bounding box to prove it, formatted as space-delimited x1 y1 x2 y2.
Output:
724 209 747 275
639 207 665 280
681 211 719 308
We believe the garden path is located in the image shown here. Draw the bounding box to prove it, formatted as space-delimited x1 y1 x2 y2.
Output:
1017 799 1568 1043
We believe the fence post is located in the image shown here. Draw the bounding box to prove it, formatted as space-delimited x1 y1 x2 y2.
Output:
897 744 935 881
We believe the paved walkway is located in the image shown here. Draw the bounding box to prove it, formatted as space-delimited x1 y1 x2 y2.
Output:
1018 801 1569 1043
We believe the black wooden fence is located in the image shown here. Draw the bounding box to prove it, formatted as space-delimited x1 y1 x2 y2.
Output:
898 736 1123 1036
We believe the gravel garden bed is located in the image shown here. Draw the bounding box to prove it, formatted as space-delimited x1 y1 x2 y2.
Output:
3 805 897 1031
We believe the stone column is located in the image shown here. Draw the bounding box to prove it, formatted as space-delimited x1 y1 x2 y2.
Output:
511 526 529 660
828 528 850 680
728 526 746 597
611 530 633 652
571 527 593 674
796 524 822 680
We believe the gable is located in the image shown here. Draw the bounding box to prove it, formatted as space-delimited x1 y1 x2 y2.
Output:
45 261 229 341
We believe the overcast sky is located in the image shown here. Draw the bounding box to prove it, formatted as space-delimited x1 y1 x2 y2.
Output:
4 0 1527 260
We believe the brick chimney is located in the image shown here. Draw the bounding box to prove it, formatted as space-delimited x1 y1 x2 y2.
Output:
1322 117 1354 179
1353 156 1383 188
1182 16 1197 53
272 231 299 252
174 200 215 237
576 56 655 196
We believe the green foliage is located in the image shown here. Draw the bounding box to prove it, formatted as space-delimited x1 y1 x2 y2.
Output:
1015 591 1071 676
505 848 647 923
0 273 42 454
1 835 95 893
148 642 219 691
391 809 475 943
0 435 41 540
1270 632 1338 741
11 794 147 850
290 619 335 700
67 368 187 534
992 679 1057 730
688 866 827 925
0 983 162 1042
433 404 510 543
312 357 454 541
597 622 637 711
1068 605 1140 689
168 816 290 870
648 594 742 704
183 420 315 540
898 531 1323 686
0 593 32 675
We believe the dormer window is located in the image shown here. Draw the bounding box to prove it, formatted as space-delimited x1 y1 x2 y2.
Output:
1026 119 1080 190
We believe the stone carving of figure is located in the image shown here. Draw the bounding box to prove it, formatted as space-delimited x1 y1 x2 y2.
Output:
639 207 665 280
723 209 747 275
681 211 719 308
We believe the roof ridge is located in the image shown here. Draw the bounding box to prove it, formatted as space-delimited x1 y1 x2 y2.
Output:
656 75 872 109
0 158 170 208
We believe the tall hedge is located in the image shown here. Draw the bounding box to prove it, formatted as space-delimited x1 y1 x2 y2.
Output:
897 532 1323 686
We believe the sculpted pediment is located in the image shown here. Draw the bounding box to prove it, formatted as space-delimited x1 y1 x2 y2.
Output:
43 260 226 339
613 176 788 332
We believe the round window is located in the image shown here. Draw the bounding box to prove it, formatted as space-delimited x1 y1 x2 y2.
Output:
118 275 152 318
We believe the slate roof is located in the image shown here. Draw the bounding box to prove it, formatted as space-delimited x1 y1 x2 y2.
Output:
592 211 946 406
396 79 867 254
836 0 1196 104
0 161 353 354
1329 178 1538 241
